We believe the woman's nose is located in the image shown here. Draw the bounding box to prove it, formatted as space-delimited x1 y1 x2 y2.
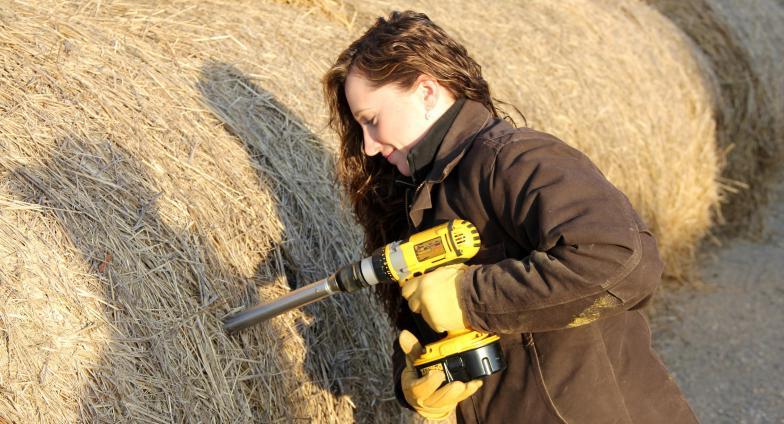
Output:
362 128 382 156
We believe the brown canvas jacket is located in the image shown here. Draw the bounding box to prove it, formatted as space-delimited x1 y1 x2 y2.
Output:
391 100 697 423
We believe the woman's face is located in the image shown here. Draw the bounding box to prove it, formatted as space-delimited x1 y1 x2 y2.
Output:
344 71 437 176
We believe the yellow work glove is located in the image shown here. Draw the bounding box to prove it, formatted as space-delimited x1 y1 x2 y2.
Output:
401 264 469 333
399 330 483 420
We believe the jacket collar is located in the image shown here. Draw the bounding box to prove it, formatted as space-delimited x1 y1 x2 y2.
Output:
408 99 493 228
427 99 492 184
407 97 466 184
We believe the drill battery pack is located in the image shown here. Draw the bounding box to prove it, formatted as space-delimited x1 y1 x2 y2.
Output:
414 332 506 383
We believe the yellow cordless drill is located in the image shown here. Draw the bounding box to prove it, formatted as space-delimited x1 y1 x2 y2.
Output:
223 219 506 383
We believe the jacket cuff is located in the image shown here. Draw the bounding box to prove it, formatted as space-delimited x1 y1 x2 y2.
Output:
457 265 491 333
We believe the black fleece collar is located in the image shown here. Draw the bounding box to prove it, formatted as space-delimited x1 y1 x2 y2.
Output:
406 97 466 185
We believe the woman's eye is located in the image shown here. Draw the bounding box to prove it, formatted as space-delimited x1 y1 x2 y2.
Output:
359 116 377 127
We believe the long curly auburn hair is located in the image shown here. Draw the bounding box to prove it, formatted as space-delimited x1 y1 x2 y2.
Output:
323 10 505 323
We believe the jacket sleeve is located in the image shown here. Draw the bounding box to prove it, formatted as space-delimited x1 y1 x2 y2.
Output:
458 134 664 334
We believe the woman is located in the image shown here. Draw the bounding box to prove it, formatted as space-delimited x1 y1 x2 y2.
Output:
323 10 697 424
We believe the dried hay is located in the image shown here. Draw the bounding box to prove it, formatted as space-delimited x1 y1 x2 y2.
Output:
0 1 402 423
647 0 784 237
275 0 358 28
343 0 721 281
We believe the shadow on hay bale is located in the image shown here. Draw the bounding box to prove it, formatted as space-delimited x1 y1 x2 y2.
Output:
197 61 404 423
4 77 401 422
0 2 402 422
9 138 315 421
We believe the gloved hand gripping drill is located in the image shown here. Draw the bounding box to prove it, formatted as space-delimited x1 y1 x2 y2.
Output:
223 219 505 388
397 260 497 419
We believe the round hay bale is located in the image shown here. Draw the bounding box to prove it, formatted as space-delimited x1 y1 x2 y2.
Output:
343 0 721 280
0 1 400 423
647 0 784 237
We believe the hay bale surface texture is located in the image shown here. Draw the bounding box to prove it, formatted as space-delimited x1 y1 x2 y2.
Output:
647 0 784 236
0 1 400 423
346 0 721 280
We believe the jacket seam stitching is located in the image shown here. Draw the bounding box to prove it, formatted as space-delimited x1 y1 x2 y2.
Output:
527 334 569 423
600 198 643 290
479 132 516 152
594 324 636 423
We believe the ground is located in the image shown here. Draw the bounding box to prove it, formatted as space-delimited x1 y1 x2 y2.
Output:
651 179 784 424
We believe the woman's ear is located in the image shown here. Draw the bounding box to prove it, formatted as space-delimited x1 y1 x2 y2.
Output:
415 74 440 113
